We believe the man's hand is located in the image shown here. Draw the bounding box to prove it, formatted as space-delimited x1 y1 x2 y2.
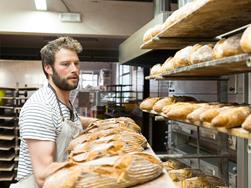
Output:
26 139 55 188
79 116 98 129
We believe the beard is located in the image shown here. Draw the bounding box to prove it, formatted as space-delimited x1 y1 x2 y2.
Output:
51 68 79 91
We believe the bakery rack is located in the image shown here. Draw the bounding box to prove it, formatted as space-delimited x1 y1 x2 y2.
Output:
119 0 251 187
0 86 37 182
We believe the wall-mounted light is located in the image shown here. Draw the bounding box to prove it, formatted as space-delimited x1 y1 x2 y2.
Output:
34 0 47 11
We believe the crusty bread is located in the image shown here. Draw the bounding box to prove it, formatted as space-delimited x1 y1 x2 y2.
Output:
150 64 162 76
222 34 243 57
162 1 204 31
165 103 199 120
211 106 251 128
168 168 203 182
240 25 251 53
242 114 251 131
152 97 175 113
44 152 163 188
160 57 175 73
163 160 186 171
173 46 193 68
143 24 162 43
187 104 222 123
199 106 233 123
182 175 226 188
190 45 214 64
213 39 225 59
162 102 187 115
140 97 160 111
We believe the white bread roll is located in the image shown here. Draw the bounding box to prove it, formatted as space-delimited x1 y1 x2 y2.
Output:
240 25 251 52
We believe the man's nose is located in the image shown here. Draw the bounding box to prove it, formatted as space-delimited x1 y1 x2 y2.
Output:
70 63 79 72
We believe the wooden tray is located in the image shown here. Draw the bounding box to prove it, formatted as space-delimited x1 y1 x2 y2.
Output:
141 0 251 49
159 0 251 38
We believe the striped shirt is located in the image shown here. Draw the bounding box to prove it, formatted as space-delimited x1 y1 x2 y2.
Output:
17 85 80 180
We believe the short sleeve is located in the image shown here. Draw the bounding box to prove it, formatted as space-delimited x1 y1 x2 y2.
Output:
19 102 56 142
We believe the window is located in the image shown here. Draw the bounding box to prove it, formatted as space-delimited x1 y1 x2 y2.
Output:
80 71 98 89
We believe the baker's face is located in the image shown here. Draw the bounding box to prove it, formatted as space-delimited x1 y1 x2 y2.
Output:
51 48 80 91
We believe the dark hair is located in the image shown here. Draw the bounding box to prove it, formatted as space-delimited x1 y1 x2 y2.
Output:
40 36 83 78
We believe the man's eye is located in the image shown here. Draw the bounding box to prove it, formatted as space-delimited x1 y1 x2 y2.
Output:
62 63 69 66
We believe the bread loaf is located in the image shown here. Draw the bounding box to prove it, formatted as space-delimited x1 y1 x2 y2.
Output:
199 106 233 123
143 24 162 42
162 1 205 31
152 97 175 113
187 104 222 123
150 64 162 76
44 152 163 188
182 175 226 188
241 114 251 131
213 39 225 59
168 168 203 182
240 25 251 53
162 102 187 115
68 127 137 151
190 45 213 64
163 160 186 171
160 57 175 73
70 131 147 154
222 34 243 57
187 104 211 123
166 103 199 120
173 46 193 68
140 97 160 111
211 106 251 128
69 141 147 163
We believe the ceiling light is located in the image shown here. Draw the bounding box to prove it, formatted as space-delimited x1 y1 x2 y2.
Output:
34 0 47 11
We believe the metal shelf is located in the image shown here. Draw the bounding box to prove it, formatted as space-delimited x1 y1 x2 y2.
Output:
142 109 251 140
146 54 251 80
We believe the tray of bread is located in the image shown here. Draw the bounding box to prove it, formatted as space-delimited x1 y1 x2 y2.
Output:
140 96 251 139
146 25 251 79
141 0 251 49
43 117 179 188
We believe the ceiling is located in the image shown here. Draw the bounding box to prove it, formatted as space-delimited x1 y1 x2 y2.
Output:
0 0 153 62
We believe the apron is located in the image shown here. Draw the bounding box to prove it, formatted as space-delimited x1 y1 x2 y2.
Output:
10 85 82 188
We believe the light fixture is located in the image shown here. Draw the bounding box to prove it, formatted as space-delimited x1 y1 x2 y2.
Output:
34 0 47 11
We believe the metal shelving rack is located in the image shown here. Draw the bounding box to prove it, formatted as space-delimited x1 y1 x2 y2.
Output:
0 86 37 183
119 1 251 187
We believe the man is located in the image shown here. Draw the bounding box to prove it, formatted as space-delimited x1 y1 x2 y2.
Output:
11 37 97 188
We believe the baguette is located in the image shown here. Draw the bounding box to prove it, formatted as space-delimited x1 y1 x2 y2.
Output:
166 103 199 120
199 106 233 123
211 106 251 128
140 97 160 111
152 97 175 113
242 114 251 131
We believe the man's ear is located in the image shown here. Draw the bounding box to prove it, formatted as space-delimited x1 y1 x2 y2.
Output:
44 64 53 76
